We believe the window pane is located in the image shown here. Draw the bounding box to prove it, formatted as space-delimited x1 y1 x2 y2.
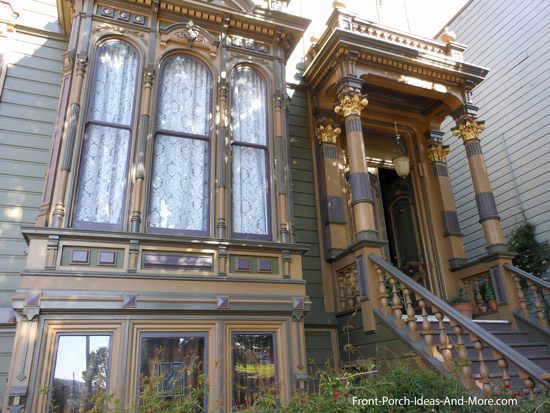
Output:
232 333 277 410
232 68 267 146
88 41 138 126
232 146 268 235
157 55 212 136
139 334 206 403
50 334 111 412
149 135 209 231
73 125 130 225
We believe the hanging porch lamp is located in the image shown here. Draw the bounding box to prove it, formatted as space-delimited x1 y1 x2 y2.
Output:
391 94 410 178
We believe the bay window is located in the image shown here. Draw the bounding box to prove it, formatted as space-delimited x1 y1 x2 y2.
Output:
73 39 138 229
148 54 212 235
231 67 271 240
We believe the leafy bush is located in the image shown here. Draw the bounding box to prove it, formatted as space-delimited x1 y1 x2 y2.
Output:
508 222 550 277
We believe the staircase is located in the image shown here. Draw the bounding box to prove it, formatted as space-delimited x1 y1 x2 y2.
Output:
439 318 550 388
369 253 550 398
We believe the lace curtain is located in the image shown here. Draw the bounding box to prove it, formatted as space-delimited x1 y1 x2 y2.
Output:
73 40 137 226
148 55 212 232
231 67 269 236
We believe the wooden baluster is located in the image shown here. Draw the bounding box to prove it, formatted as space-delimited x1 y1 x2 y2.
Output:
419 298 436 357
492 350 511 389
514 275 531 317
403 288 420 341
344 270 354 309
463 279 473 302
434 308 453 371
518 368 535 400
471 335 493 397
529 282 549 328
474 278 484 311
452 322 475 390
338 272 346 311
377 266 391 316
352 266 361 306
389 276 405 328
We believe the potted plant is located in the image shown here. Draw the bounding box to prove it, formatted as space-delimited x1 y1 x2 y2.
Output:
485 284 498 311
449 287 474 318
479 302 488 312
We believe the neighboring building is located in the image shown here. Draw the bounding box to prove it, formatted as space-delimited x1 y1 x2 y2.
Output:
1 0 549 411
440 0 550 260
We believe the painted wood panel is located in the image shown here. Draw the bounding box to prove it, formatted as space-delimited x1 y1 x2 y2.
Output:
442 0 550 259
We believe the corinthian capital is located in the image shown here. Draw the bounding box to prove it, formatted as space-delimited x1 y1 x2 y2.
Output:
334 94 368 117
453 120 485 142
317 124 341 144
427 145 450 163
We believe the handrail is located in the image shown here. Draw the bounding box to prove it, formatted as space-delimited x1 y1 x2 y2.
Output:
504 263 550 291
503 263 549 329
369 253 550 396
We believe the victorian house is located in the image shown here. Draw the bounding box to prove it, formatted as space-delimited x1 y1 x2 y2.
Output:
1 0 549 411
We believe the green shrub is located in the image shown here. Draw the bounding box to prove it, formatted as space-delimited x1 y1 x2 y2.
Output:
508 222 550 277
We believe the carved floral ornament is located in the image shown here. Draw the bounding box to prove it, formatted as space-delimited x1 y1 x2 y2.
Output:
317 124 341 144
334 94 368 117
427 145 450 163
453 120 486 141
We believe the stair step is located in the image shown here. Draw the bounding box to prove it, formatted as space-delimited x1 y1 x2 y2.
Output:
458 341 549 358
446 330 530 343
468 355 550 373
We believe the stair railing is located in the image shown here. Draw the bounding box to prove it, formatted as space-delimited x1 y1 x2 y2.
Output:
369 253 550 399
504 263 550 329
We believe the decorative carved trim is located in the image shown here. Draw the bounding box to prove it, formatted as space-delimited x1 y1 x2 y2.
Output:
326 196 346 224
344 115 362 132
91 24 148 46
226 53 270 67
350 172 373 205
465 141 483 157
160 22 219 58
475 192 500 222
317 124 341 144
427 145 450 163
334 94 368 117
453 120 485 142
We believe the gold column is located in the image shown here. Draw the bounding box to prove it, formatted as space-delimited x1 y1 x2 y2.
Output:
334 94 377 240
216 81 228 238
453 115 505 253
274 94 289 242
130 67 154 232
316 124 348 257
426 131 467 269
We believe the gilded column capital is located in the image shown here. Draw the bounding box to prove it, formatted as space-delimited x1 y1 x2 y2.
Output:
453 120 485 142
427 145 450 163
334 94 368 117
317 124 341 144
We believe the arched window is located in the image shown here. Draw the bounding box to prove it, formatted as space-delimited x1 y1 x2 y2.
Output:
231 66 271 240
148 54 212 235
73 39 139 229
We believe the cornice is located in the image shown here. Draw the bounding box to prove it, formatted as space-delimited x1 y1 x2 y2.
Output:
304 26 488 93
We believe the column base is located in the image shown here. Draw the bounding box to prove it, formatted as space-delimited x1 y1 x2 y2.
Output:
356 230 378 241
486 243 508 255
449 257 468 269
327 248 347 260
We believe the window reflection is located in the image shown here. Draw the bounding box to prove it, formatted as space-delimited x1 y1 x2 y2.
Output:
50 334 111 412
138 333 207 406
232 332 277 411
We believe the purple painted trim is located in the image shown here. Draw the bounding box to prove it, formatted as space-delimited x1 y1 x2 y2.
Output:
48 333 114 412
350 172 373 204
355 254 369 300
230 66 273 241
147 53 214 237
25 292 41 307
68 16 79 49
44 77 70 202
101 6 114 17
73 39 141 231
490 265 507 305
133 15 145 25
293 297 304 310
475 192 499 221
244 40 254 50
326 195 345 223
441 210 461 235
117 10 130 21
123 294 137 307
257 43 268 53
98 250 117 265
236 257 251 271
258 259 272 272
137 332 209 407
70 249 90 264
217 296 229 308
231 331 278 409
143 253 213 270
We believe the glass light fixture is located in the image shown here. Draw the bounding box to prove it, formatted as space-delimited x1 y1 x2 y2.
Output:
392 121 410 178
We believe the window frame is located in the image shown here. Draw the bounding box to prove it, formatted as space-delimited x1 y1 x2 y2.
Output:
146 52 214 237
229 65 273 241
71 37 141 231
